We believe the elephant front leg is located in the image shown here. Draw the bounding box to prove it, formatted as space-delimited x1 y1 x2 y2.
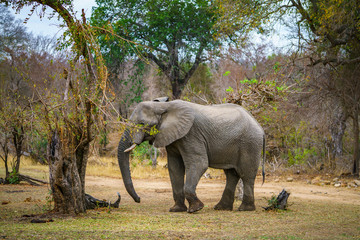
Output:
238 177 256 211
184 162 207 213
214 169 239 211
167 152 187 212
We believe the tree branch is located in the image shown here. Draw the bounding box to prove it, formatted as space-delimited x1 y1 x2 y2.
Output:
145 52 170 76
290 0 317 35
183 41 206 83
308 56 360 67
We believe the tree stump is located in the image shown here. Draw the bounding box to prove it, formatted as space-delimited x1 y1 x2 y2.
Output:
235 179 244 201
263 189 290 210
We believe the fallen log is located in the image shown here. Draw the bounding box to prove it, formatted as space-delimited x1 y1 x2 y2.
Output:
19 174 48 186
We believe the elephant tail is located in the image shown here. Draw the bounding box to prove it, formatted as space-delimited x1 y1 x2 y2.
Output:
262 134 266 185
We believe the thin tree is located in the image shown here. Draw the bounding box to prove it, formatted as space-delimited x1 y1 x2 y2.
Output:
1 0 118 213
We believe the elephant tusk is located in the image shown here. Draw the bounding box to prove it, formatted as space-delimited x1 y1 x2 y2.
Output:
124 144 137 153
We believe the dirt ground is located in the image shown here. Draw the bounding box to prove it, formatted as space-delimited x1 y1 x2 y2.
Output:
1 173 360 239
84 175 360 207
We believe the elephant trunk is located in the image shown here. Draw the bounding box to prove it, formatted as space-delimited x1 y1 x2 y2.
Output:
117 128 141 203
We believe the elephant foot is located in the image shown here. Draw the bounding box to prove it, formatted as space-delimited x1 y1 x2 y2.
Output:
214 202 233 211
188 200 204 213
169 203 187 212
186 193 204 213
238 202 256 211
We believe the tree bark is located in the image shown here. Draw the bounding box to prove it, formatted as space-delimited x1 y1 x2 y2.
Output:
48 130 86 214
150 146 158 167
12 126 24 173
235 179 243 201
330 107 347 169
171 80 183 99
352 113 360 176
0 136 10 182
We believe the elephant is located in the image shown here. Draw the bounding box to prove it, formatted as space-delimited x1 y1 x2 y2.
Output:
117 99 265 213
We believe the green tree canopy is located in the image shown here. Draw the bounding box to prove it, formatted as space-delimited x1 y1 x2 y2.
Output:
91 0 229 99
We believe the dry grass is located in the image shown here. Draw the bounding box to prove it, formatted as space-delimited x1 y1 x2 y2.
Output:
86 155 226 180
0 156 49 181
87 155 171 179
0 153 225 181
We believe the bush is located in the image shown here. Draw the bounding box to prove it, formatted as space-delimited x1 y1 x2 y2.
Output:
131 142 158 167
8 168 20 184
28 130 48 164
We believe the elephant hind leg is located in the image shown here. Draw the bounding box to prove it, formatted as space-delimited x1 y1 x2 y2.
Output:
214 168 239 211
238 177 256 211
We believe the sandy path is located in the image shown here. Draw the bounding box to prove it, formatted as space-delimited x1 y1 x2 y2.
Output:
84 176 360 207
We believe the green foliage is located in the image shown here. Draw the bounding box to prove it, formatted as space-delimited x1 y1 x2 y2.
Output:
92 0 220 52
287 148 317 166
240 78 258 85
99 130 109 147
8 168 19 184
182 63 216 103
91 0 232 98
225 77 286 114
264 191 289 211
131 142 156 167
28 129 48 164
272 61 280 73
223 71 231 77
183 96 191 102
125 61 146 105
266 195 279 209
147 126 159 136
225 86 234 92
215 0 274 40
281 122 324 166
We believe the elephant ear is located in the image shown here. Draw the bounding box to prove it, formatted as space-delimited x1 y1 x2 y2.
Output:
153 101 195 148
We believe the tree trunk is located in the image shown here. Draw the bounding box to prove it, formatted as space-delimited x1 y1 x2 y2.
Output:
1 136 10 182
5 155 9 181
75 141 89 209
48 130 86 214
171 81 182 100
352 113 359 176
171 76 188 100
12 126 24 173
150 146 158 167
170 61 183 100
235 179 243 201
330 107 347 169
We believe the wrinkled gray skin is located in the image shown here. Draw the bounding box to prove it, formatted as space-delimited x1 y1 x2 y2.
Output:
118 99 265 213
